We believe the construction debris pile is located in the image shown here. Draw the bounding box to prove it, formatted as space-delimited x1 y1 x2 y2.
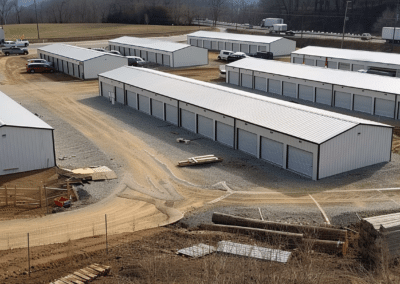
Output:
50 263 110 284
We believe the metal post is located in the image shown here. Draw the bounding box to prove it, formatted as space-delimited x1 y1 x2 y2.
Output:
27 233 30 277
301 16 304 39
341 1 351 49
105 214 108 255
44 185 48 214
34 0 40 39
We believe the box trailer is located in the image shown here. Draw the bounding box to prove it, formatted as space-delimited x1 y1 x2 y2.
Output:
273 24 288 32
261 18 283 27
382 27 400 43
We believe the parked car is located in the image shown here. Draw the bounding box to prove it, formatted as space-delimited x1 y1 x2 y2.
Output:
217 50 234 60
219 65 226 78
126 56 146 66
357 69 395 77
361 33 372 40
15 39 29 47
26 63 54 73
92 48 107 52
2 41 17 48
285 30 295 36
27 59 54 66
226 52 247 62
108 50 122 55
2 46 28 56
253 51 273 60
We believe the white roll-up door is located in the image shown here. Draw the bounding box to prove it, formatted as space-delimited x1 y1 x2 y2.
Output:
165 104 178 125
156 53 162 64
316 60 325 67
68 62 74 76
63 61 68 74
288 146 313 178
241 74 252 89
190 39 196 45
375 98 395 118
212 41 218 50
240 44 249 53
197 40 202 47
216 121 234 147
298 85 313 101
293 57 303 64
138 94 150 114
249 45 257 54
352 64 364 71
101 83 114 97
126 91 137 109
181 109 196 132
226 42 233 50
254 76 266 91
338 62 350 71
353 95 372 114
57 60 62 72
151 99 164 120
238 129 257 157
163 55 170 66
197 115 214 139
116 87 124 104
327 61 337 69
259 45 267 52
334 91 352 109
141 50 147 60
203 40 211 49
218 41 225 50
261 137 283 166
268 79 281 94
282 82 296 98
229 71 239 85
232 43 240 52
148 52 156 63
74 64 79 78
304 59 314 66
315 88 332 105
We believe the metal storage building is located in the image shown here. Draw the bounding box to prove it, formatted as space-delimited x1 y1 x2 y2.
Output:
109 36 208 67
98 66 392 180
187 31 296 56
291 46 400 77
226 57 400 120
0 91 56 176
37 44 128 80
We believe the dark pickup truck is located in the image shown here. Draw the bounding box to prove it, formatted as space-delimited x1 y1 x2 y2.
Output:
2 46 29 56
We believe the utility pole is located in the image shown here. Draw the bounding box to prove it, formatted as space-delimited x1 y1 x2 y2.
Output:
341 1 351 49
391 0 400 52
34 0 40 39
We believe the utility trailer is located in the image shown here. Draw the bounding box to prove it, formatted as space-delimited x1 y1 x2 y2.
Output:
382 27 400 43
260 18 283 28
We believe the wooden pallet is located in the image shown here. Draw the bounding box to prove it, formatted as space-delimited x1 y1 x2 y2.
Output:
178 155 223 167
50 263 111 284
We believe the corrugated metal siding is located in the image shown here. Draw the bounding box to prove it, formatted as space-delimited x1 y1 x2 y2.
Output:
0 126 55 176
110 36 191 52
319 125 392 179
188 31 283 44
173 47 208 67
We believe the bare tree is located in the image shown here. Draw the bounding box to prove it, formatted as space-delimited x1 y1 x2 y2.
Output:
209 0 225 26
0 0 13 25
12 0 22 24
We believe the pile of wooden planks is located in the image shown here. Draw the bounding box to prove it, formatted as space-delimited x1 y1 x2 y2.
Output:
178 155 223 167
50 263 110 284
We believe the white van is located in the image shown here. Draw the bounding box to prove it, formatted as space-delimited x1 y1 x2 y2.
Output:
217 50 234 60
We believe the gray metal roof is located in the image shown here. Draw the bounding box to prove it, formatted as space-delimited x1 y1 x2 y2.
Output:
188 31 284 44
99 66 390 144
0 91 53 130
38 44 118 62
292 46 400 66
109 36 192 52
228 57 400 94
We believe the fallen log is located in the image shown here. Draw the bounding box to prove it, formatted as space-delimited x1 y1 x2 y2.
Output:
212 212 348 242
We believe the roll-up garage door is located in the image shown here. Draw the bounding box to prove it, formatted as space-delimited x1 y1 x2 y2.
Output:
68 62 74 76
216 121 234 148
101 83 114 97
141 50 147 60
63 61 68 74
57 60 62 72
151 99 164 120
259 46 267 52
338 62 350 71
249 45 257 54
238 129 257 157
254 77 266 92
240 44 249 53
218 42 225 50
316 60 325 67
293 57 303 64
226 42 233 50
148 52 156 63
241 74 252 89
315 88 332 105
197 115 213 139
327 61 337 69
156 53 162 64
74 64 79 78
163 55 170 66
138 94 150 114
229 71 239 85
353 95 372 114
126 91 137 109
375 98 395 118
232 43 240 52
181 109 196 132
298 85 313 101
116 87 124 104
211 41 218 50
288 146 313 178
334 91 352 109
197 40 202 47
304 59 314 66
203 40 211 49
165 104 178 125
352 64 364 71
190 39 196 46
282 82 296 98
261 137 283 166
268 79 281 94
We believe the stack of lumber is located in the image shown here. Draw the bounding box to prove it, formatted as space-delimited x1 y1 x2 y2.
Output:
202 213 348 255
178 155 223 167
50 263 110 284
359 212 400 266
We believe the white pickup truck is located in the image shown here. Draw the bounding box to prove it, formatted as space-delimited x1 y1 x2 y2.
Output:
15 39 29 47
2 39 29 48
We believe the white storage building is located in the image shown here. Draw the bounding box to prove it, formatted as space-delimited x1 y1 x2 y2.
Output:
187 31 296 56
0 91 56 176
226 57 400 120
37 44 128 80
98 66 392 180
291 46 400 77
109 36 208 67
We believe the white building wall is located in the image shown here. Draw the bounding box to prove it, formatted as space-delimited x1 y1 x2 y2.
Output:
173 47 208 67
270 38 296 56
84 55 128 79
319 125 392 179
0 126 55 176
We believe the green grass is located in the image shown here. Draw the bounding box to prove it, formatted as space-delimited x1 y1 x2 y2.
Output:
3 23 206 40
